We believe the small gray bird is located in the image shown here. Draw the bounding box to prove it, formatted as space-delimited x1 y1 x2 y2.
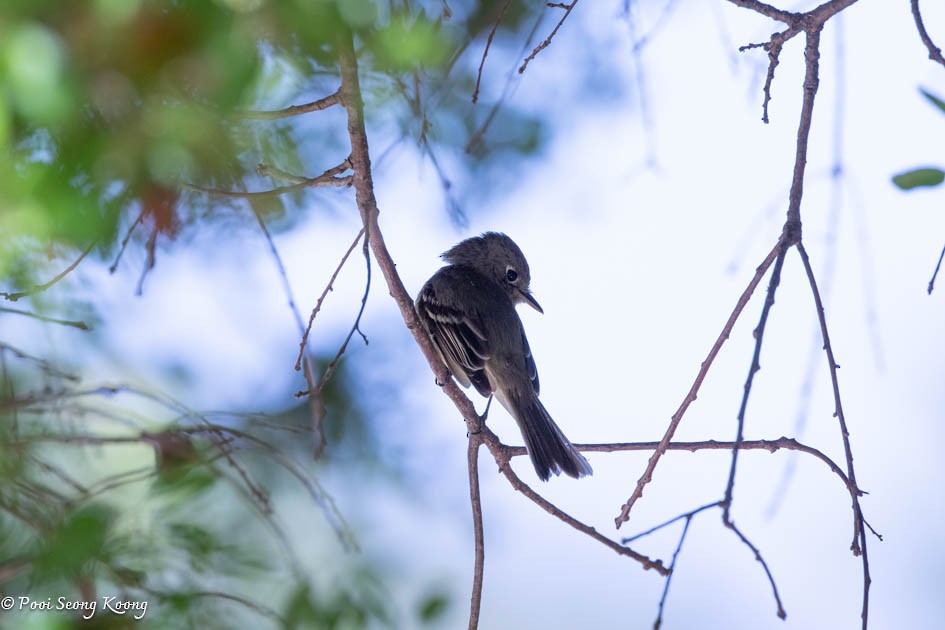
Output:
415 232 592 481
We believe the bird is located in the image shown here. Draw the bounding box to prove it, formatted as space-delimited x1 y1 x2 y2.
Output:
415 232 592 481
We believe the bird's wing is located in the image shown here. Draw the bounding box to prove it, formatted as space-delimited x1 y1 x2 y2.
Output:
416 285 493 396
520 323 540 395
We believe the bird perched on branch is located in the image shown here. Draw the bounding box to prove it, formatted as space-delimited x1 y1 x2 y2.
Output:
416 232 592 481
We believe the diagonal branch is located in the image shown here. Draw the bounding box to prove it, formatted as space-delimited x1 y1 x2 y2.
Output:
472 0 513 103
295 228 366 371
519 0 582 74
477 422 667 574
614 238 782 528
722 247 787 520
337 31 664 575
337 29 482 433
1 241 97 302
928 241 945 294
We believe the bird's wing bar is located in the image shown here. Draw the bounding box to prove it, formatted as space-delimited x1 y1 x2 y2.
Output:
417 287 492 396
520 323 540 395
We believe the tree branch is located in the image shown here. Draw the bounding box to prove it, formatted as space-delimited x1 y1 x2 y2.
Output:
467 433 485 630
1 241 97 302
911 0 945 68
472 0 513 103
238 89 342 120
181 161 352 199
519 0 582 74
337 29 482 433
0 307 90 331
614 238 782 528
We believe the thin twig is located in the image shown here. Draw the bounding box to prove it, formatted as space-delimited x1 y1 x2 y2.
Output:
519 0 581 74
719 244 792 622
257 163 310 184
726 0 796 24
623 500 721 545
508 437 853 488
181 161 352 199
186 424 357 551
614 238 782 528
472 0 513 103
296 234 371 399
911 0 945 68
467 432 485 630
928 241 945 294
479 423 666 574
796 241 870 627
1 241 97 301
728 518 787 619
722 247 786 519
109 209 146 273
246 189 326 454
0 342 79 381
633 501 720 629
238 89 342 120
295 229 366 370
466 11 543 154
0 307 90 331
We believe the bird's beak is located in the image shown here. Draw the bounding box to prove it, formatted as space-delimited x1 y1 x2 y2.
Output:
518 289 544 314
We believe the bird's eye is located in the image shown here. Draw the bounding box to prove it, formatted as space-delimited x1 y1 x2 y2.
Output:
505 267 518 282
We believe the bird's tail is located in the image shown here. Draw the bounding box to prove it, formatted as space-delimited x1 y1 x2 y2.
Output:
506 391 592 481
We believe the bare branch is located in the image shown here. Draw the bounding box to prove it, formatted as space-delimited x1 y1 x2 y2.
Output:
725 517 787 619
796 242 871 627
467 433 485 630
256 163 308 184
911 0 945 68
0 342 80 381
623 501 722 545
295 233 371 400
519 0 581 74
295 229 366 371
723 248 787 519
725 0 796 24
477 423 667 574
338 30 483 435
466 12 544 154
473 0 513 104
513 436 855 498
1 241 97 302
622 500 720 629
109 209 146 273
614 238 782 528
928 241 945 294
181 161 352 199
739 26 800 123
238 89 341 120
0 306 90 331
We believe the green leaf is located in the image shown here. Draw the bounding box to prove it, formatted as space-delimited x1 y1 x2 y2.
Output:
417 592 449 623
920 88 945 116
892 167 945 190
38 504 115 578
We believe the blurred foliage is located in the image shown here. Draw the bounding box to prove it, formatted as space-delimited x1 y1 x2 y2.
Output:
1 0 553 288
893 88 945 192
0 0 580 626
0 345 437 628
